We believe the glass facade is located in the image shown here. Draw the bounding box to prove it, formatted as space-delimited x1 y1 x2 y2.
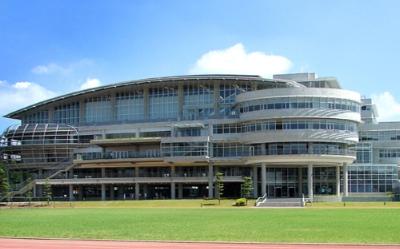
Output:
213 119 357 134
354 143 372 163
85 96 112 123
266 168 299 198
161 142 209 157
53 102 80 124
149 87 178 120
116 91 144 121
349 165 397 192
360 130 400 141
22 110 49 124
219 82 251 116
183 83 214 120
313 167 337 195
239 97 360 113
211 142 352 157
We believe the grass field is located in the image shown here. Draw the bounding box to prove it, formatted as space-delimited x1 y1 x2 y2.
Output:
1 200 400 244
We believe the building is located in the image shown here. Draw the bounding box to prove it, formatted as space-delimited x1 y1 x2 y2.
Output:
1 73 384 201
349 99 400 194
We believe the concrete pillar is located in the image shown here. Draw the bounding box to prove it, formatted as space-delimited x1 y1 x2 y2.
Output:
78 186 83 200
135 183 140 200
171 182 176 199
298 167 303 196
101 168 106 178
101 184 106 201
308 164 313 199
252 165 258 198
208 163 214 198
343 163 349 197
178 183 183 199
143 184 148 199
69 185 74 201
261 163 267 196
110 185 114 200
171 166 175 177
336 165 341 197
135 167 140 177
33 184 37 198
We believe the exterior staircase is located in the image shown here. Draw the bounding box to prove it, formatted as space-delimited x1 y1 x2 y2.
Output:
0 159 75 202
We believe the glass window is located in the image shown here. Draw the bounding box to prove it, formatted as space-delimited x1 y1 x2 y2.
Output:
150 87 178 120
85 96 112 123
116 91 144 121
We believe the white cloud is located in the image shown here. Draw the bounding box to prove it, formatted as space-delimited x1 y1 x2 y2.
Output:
80 78 102 90
32 63 69 75
189 43 292 78
0 81 57 116
371 91 400 122
31 59 94 75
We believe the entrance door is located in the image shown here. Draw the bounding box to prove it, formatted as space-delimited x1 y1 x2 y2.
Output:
274 187 282 198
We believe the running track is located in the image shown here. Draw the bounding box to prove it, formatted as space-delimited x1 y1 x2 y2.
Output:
0 239 399 249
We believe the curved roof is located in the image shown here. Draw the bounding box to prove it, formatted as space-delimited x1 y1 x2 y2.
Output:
5 74 305 118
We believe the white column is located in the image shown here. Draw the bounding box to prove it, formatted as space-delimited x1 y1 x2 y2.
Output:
261 163 267 196
135 183 140 200
253 165 258 198
101 184 106 201
336 165 341 197
308 164 313 199
298 167 303 196
171 182 176 199
343 163 349 197
110 185 114 200
178 183 183 199
69 184 74 201
33 185 37 198
170 165 176 199
208 163 214 198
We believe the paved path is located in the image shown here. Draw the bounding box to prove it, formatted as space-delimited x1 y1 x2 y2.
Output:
0 238 399 249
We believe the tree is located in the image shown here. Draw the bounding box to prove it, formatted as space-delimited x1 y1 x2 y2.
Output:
241 176 253 205
215 171 224 204
0 163 10 199
43 179 52 205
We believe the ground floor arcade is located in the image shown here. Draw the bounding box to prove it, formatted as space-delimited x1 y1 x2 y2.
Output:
31 163 350 201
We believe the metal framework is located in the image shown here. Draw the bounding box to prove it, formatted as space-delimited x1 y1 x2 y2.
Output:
1 123 79 168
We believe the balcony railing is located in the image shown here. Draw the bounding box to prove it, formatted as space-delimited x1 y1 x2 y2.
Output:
254 148 356 157
75 150 161 160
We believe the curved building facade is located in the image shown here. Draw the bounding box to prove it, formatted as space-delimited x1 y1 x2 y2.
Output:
1 73 362 200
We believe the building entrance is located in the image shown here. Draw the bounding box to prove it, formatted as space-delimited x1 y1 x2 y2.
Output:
267 167 300 198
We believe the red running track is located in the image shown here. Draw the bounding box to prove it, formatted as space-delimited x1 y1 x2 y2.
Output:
0 239 399 249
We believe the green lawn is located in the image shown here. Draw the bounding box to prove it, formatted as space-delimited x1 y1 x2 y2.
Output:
1 201 400 244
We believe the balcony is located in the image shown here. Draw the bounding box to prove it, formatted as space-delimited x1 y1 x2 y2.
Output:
90 137 162 146
75 151 162 161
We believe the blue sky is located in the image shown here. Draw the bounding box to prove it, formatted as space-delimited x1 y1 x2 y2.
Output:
1 0 400 130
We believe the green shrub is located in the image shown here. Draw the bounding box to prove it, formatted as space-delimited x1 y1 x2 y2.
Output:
233 198 247 206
